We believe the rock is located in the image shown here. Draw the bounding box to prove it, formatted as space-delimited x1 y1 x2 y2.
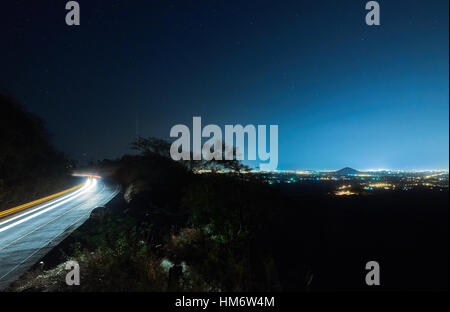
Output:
123 183 136 203
90 206 107 219
123 180 152 203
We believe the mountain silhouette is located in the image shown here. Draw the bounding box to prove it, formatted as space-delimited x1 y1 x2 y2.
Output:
334 167 360 175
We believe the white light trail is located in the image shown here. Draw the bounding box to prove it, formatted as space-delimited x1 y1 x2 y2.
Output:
0 179 97 233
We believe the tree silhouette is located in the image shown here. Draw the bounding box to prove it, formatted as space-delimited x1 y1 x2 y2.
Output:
0 94 69 209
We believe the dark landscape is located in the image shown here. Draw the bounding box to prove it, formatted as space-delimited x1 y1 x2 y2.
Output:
2 96 448 291
0 0 448 300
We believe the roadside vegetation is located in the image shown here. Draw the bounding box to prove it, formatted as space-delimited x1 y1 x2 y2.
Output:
4 111 447 291
8 135 315 291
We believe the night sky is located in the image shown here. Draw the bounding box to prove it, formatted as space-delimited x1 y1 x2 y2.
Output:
1 0 448 170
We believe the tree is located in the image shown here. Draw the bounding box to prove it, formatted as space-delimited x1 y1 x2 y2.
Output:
0 94 68 209
131 136 171 157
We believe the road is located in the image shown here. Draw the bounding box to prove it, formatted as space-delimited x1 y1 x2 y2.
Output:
0 177 120 290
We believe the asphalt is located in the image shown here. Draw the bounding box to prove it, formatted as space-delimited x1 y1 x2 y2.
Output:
0 178 119 290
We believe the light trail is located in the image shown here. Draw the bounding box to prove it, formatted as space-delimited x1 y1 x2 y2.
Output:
0 175 119 290
0 179 97 233
0 182 86 219
0 180 90 226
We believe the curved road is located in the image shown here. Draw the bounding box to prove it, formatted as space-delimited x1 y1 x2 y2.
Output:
0 177 119 290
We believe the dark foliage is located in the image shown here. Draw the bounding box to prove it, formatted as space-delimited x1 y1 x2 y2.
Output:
0 94 70 210
14 136 447 292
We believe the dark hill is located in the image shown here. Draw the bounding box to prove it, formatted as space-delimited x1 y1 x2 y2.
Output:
334 167 360 175
0 94 71 210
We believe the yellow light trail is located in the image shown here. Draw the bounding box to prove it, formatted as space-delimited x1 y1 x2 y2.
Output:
0 181 87 219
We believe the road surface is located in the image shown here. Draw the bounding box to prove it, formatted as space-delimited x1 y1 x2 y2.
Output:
0 177 119 290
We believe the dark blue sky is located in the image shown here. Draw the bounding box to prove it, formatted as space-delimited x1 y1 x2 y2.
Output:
1 0 448 170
